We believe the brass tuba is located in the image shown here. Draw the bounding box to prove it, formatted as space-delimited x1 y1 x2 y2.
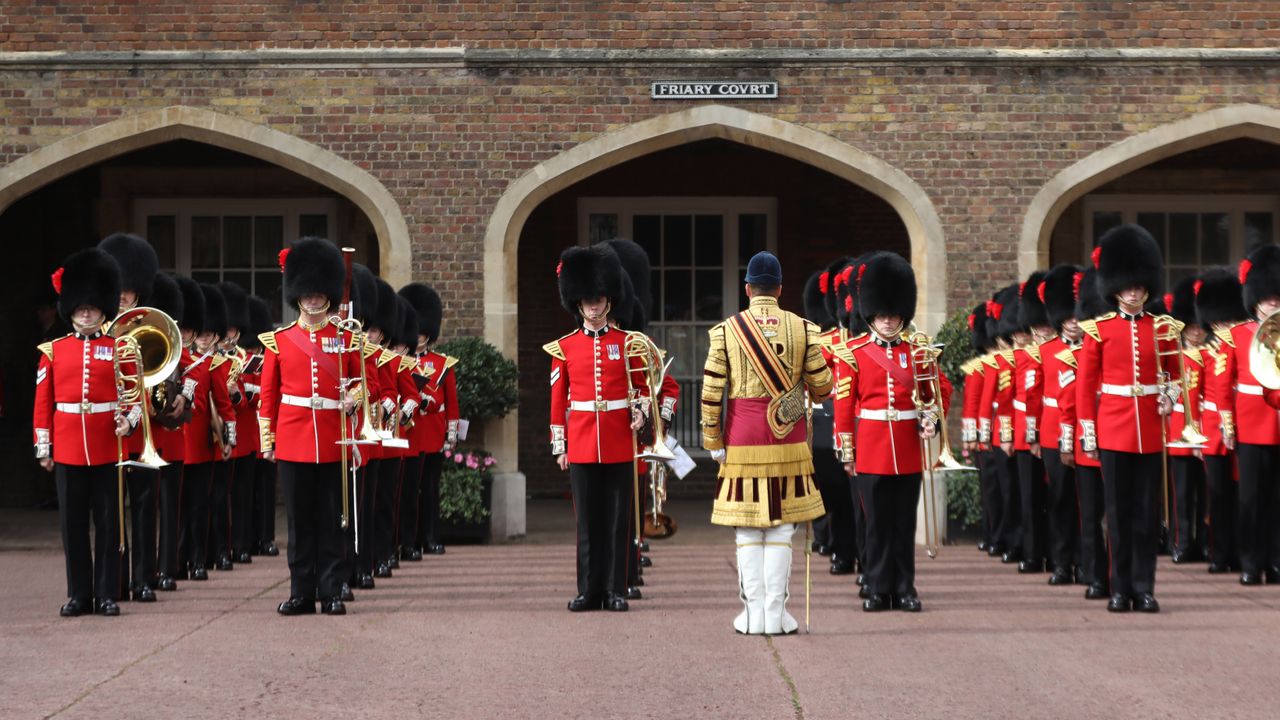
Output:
109 306 182 470
1249 311 1280 390
624 331 677 462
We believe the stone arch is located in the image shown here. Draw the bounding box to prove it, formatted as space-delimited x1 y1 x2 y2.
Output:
1020 104 1280 276
0 105 412 286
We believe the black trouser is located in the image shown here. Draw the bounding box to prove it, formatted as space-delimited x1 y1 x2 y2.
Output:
1016 450 1047 565
853 471 867 572
207 459 232 564
353 460 378 577
398 451 423 551
56 464 121 603
181 462 213 570
230 454 256 558
858 473 922 596
991 448 1020 555
253 457 277 549
626 465 641 588
1204 454 1239 568
977 449 1001 548
1100 450 1161 597
125 465 158 590
1042 449 1079 574
280 461 344 601
378 455 405 564
1237 443 1280 575
813 448 856 564
1076 464 1107 588
570 462 631 598
1169 455 1207 557
157 461 184 578
416 452 444 550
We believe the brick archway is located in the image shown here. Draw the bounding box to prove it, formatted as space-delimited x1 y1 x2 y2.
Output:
1019 103 1280 276
0 105 412 286
482 104 946 479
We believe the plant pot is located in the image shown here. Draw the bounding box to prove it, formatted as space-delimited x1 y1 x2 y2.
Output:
439 474 492 544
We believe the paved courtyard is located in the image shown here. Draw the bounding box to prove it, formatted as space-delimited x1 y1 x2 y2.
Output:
3 499 1279 719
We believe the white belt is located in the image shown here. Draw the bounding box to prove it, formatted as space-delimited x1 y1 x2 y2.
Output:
1237 384 1265 396
569 399 629 413
1100 383 1161 397
1204 400 1220 413
1173 403 1185 413
1012 400 1027 412
244 383 261 393
56 401 118 415
1043 397 1058 409
281 394 341 410
859 408 919 421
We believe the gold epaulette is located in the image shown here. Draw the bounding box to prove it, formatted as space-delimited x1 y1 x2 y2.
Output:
1078 314 1111 342
377 348 398 368
37 340 54 361
1184 347 1203 366
829 338 857 369
442 355 459 371
1055 347 1078 369
998 349 1016 365
399 354 416 373
258 331 279 354
1019 344 1041 364
1215 326 1236 348
362 343 381 360
210 354 227 370
543 332 574 361
980 352 999 369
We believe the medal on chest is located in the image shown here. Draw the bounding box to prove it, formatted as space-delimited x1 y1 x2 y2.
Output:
321 336 341 353
897 351 908 369
607 343 621 361
93 344 114 362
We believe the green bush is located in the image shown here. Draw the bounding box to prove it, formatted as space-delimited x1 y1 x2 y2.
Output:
435 336 519 423
946 469 983 530
440 448 494 523
935 309 976 385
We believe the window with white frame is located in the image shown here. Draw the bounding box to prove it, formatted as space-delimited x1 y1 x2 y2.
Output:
133 198 337 323
1084 195 1279 288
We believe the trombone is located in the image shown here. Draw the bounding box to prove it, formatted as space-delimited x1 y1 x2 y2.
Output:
330 247 381 535
905 330 966 559
1153 316 1208 535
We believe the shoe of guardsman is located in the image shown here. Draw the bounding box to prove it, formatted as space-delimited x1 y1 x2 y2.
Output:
95 598 121 617
862 594 890 612
320 598 347 615
425 544 445 556
260 541 280 557
1207 562 1231 574
133 585 157 602
60 598 91 617
829 556 855 575
1084 583 1109 600
893 593 923 612
1047 567 1074 586
604 593 629 612
1265 567 1280 584
357 574 376 590
625 586 642 600
374 562 392 579
215 554 234 571
235 551 253 564
1001 550 1020 564
1240 572 1263 586
191 566 209 581
1132 593 1160 613
567 594 601 612
1106 594 1132 613
339 582 355 602
277 597 316 616
1018 559 1045 574
156 574 177 592
639 554 652 568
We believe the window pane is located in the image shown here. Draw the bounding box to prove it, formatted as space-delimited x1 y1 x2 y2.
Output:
146 215 177 269
694 324 711 373
1167 213 1197 265
191 216 221 269
192 270 220 285
300 214 329 239
224 271 252 296
588 213 619 245
665 325 694 379
663 216 692 266
255 271 284 323
663 269 691 322
693 215 723 267
254 216 284 266
1245 212 1274 248
223 216 252 267
694 269 722 321
1091 211 1122 245
1199 213 1228 265
1136 212 1167 257
634 215 660 265
739 213 767 264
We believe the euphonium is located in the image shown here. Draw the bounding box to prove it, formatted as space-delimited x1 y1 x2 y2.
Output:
1249 311 1280 391
624 331 677 462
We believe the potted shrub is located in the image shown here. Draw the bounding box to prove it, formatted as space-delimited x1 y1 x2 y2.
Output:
433 336 519 543
945 469 984 543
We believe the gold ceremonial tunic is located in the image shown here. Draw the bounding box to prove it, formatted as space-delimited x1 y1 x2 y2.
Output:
702 295 834 528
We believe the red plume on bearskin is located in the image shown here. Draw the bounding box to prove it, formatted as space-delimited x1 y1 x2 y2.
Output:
1240 258 1253 285
967 314 975 330
1091 246 1102 269
51 267 64 294
1016 270 1049 331
1041 264 1081 331
1241 245 1280 315
1163 293 1174 312
818 271 829 295
803 270 835 330
1194 279 1203 296
278 247 291 271
1073 271 1083 300
1195 267 1250 327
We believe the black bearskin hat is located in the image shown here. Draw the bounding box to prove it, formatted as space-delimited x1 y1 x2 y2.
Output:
1195 267 1250 328
1165 275 1198 327
400 282 443 344
98 232 158 306
1241 245 1280 316
1017 270 1049 331
1041 264 1081 332
603 238 652 332
243 296 272 350
351 263 377 325
1075 267 1110 322
857 252 916 326
1094 224 1164 304
822 256 853 325
217 281 249 334
993 284 1022 339
846 252 890 336
557 244 627 320
802 271 835 331
969 302 991 354
368 277 398 336
282 237 345 309
54 248 122 325
150 273 184 328
395 295 417 349
199 283 228 338
174 275 205 334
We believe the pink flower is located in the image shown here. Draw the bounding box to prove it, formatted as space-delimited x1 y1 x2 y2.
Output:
453 454 464 464
466 456 479 469
483 457 496 467
444 450 452 459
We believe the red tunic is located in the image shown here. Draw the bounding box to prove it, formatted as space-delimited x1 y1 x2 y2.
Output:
183 350 235 464
1199 342 1232 457
231 349 261 459
960 359 987 448
1038 337 1074 452
546 326 648 465
33 332 133 467
151 347 196 463
414 350 460 455
1167 348 1205 458
1060 345 1099 468
1076 312 1177 455
1207 322 1280 447
1012 344 1044 452
978 350 1015 446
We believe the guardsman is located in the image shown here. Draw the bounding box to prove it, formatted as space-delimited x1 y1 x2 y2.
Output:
1012 272 1050 575
549 244 649 613
1037 265 1084 586
1193 268 1247 574
1209 247 1280 585
35 248 136 617
149 273 194 592
831 258 873 578
219 280 259 566
259 237 364 616
833 253 948 612
381 294 418 574
979 285 1021 564
703 251 831 633
1162 276 1208 564
960 302 995 552
1076 224 1176 613
809 258 852 559
340 264 380 595
202 283 238 572
246 296 279 557
98 233 162 602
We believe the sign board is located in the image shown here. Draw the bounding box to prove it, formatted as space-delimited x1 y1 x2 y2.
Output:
651 81 778 100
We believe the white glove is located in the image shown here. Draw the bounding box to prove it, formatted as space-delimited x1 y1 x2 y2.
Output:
710 448 726 464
